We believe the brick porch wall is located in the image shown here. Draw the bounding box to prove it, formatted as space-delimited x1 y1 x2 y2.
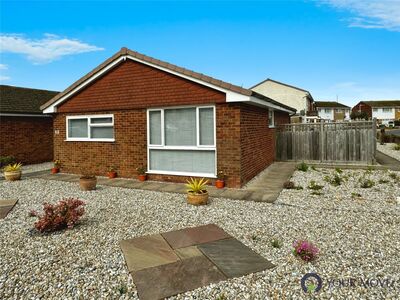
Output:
239 105 290 185
0 116 53 164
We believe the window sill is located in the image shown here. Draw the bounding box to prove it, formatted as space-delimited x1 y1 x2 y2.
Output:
269 126 275 128
65 139 115 142
147 170 217 178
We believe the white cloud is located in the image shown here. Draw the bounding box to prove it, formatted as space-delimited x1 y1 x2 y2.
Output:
321 0 400 31
0 64 8 70
0 75 10 81
0 34 104 64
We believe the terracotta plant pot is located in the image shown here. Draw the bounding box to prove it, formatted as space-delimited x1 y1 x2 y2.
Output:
138 174 147 181
187 191 209 206
4 170 22 181
79 176 97 191
107 171 117 179
51 167 60 174
215 179 225 189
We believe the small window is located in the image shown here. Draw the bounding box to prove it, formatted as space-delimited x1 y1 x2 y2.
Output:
373 108 379 112
268 109 275 128
382 108 392 112
67 115 114 141
325 108 331 113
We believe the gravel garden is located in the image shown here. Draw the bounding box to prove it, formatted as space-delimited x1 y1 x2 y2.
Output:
377 143 400 161
0 166 399 299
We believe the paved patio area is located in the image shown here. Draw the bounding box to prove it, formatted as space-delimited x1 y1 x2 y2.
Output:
376 150 400 171
0 199 18 219
22 162 296 202
120 224 274 300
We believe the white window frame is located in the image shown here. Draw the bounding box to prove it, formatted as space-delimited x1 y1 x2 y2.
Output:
66 114 115 142
147 105 217 177
382 108 392 112
268 109 275 128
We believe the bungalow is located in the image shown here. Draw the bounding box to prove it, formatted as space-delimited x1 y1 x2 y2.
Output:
0 85 58 164
40 48 295 188
352 100 400 124
315 101 351 121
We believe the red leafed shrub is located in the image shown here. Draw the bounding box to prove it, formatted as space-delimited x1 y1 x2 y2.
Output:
31 198 85 232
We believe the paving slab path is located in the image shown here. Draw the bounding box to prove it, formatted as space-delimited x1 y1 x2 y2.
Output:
0 199 18 219
120 224 274 300
21 162 296 203
376 150 400 171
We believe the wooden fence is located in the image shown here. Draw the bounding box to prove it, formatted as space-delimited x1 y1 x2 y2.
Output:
275 121 376 164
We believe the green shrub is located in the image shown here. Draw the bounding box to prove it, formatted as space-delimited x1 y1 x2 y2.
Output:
324 174 343 186
359 178 375 188
297 162 309 172
271 239 282 248
0 156 16 168
335 167 343 174
393 144 400 151
308 180 323 191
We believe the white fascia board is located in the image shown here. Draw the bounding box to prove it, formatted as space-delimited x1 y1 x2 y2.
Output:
0 113 52 117
248 96 294 113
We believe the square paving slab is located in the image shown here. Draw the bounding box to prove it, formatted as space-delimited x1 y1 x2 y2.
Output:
161 224 231 249
198 238 275 278
120 234 179 273
132 255 226 300
0 199 18 219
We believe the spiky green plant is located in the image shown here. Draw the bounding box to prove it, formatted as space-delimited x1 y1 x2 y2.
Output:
186 178 209 194
3 162 22 172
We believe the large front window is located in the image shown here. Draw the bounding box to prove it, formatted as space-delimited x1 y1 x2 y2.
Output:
147 106 216 176
66 115 114 141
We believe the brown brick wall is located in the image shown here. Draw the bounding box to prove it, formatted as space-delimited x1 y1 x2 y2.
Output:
57 60 225 113
53 103 243 187
352 102 372 118
0 116 53 164
239 106 289 185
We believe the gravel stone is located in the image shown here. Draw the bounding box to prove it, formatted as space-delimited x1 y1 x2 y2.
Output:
0 167 399 299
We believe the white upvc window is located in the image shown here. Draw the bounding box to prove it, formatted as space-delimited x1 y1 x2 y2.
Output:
268 109 275 128
373 108 379 112
382 108 392 112
325 108 331 113
147 105 216 177
66 114 114 142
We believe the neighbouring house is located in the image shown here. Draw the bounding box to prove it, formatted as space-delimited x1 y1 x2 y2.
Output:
352 100 400 124
315 101 351 121
0 85 58 164
250 78 315 119
40 47 295 188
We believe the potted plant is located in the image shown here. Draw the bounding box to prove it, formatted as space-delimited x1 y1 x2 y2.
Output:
3 162 23 181
51 160 61 174
215 171 225 189
186 177 209 205
79 173 97 191
107 166 117 179
136 166 147 181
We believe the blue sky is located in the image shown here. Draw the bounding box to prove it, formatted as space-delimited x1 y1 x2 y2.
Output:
1 0 399 106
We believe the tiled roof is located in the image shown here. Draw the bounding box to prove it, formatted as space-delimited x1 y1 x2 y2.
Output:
360 100 400 107
0 85 59 114
315 101 350 108
40 47 296 113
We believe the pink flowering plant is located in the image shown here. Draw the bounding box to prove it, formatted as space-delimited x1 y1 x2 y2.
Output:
30 198 85 233
292 240 319 262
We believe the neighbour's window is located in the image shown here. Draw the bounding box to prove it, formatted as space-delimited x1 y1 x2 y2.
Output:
373 108 379 112
268 109 275 128
382 108 392 112
148 106 216 176
324 108 331 113
67 115 114 141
